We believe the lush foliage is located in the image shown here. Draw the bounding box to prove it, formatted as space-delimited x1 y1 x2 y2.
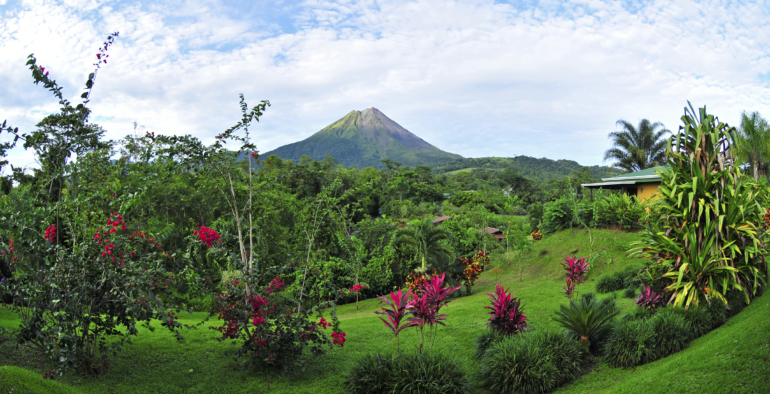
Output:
553 294 618 352
631 103 768 308
344 352 470 394
478 330 587 394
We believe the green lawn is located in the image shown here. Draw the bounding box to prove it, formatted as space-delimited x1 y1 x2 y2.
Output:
0 228 767 393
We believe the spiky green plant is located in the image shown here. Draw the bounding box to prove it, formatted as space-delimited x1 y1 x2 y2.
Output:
553 296 619 349
630 102 768 308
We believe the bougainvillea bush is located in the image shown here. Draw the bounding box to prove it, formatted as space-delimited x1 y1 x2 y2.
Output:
212 275 344 373
0 200 184 375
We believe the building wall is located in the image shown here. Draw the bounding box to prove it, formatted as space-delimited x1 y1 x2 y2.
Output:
636 183 660 201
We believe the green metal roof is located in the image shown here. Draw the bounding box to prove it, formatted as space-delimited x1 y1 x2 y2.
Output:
581 166 664 189
608 166 664 179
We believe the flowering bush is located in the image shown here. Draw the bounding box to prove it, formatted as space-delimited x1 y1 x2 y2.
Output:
349 283 368 309
453 251 487 295
193 225 221 247
485 284 527 335
0 206 184 375
212 276 343 372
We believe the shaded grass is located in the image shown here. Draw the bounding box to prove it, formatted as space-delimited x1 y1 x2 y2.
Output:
0 228 764 393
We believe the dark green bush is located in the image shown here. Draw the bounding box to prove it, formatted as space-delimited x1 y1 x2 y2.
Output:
705 298 728 328
344 352 470 394
478 330 587 394
474 330 506 359
623 286 638 299
596 266 642 294
607 308 695 367
725 290 748 318
667 306 712 340
604 318 655 367
646 309 691 362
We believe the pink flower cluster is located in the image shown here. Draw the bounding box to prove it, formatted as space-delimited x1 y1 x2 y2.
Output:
331 331 346 347
44 224 56 242
193 225 221 247
266 275 285 293
349 284 367 293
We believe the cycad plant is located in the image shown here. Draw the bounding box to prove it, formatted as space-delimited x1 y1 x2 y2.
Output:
630 102 768 308
553 296 619 350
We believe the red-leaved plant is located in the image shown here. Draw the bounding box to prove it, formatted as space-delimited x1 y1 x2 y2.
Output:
408 273 460 352
485 284 527 334
562 256 589 298
635 285 662 309
374 288 417 354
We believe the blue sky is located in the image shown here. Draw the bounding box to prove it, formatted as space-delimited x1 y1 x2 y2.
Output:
2 0 770 171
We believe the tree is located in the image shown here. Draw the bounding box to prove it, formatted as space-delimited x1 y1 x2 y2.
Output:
395 218 454 275
603 119 670 172
735 111 770 181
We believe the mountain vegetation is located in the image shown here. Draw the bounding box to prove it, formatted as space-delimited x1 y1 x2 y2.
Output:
261 108 462 168
0 34 768 394
431 156 621 182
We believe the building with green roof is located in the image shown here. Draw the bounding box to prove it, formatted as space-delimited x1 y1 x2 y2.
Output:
581 166 663 200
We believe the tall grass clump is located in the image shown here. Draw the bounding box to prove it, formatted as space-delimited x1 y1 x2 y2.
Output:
478 330 587 394
344 352 470 394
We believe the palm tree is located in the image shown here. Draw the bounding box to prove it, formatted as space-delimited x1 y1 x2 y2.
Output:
735 111 770 181
394 218 454 275
603 119 670 172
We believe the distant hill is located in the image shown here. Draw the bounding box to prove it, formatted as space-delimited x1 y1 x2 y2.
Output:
261 108 462 168
431 156 622 182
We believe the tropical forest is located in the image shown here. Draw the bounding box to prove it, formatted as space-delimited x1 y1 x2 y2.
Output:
1 29 769 394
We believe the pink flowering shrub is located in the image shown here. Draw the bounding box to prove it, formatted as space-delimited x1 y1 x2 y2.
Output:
213 276 344 372
193 225 221 247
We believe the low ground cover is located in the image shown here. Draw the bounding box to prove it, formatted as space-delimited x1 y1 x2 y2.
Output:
0 228 765 393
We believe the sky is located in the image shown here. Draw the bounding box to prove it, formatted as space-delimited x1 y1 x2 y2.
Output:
2 0 770 171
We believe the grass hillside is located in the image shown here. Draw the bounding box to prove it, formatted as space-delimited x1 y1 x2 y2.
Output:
0 229 766 393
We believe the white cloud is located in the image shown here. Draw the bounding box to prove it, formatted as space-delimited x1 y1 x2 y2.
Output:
2 0 770 172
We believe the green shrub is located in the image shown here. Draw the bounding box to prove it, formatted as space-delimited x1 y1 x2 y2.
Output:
604 318 655 367
705 299 728 328
344 352 470 394
593 193 647 229
596 266 642 293
623 286 638 299
541 198 574 234
220 270 243 286
553 295 619 353
478 330 587 394
474 330 506 359
646 309 692 362
725 290 748 318
667 306 713 340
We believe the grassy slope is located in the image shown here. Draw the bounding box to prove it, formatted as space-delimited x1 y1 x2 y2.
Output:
0 229 766 393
